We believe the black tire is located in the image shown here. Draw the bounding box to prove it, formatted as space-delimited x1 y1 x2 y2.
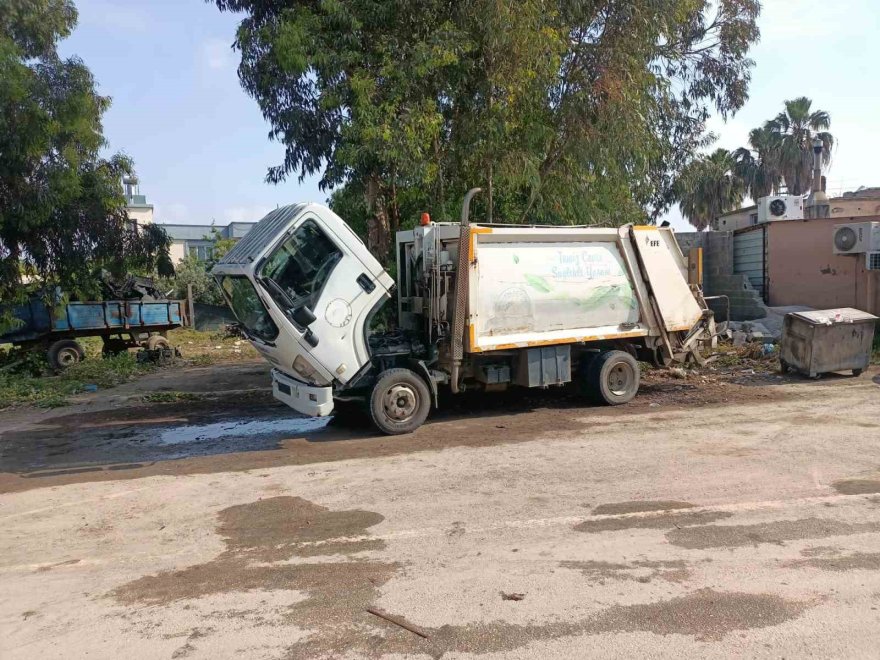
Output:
779 359 790 374
47 339 84 371
369 368 431 435
147 335 171 350
585 350 640 405
852 368 863 377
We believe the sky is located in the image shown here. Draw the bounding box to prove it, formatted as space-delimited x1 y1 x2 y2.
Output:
57 0 880 232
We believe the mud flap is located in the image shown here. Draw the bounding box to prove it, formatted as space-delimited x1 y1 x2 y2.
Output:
409 359 439 409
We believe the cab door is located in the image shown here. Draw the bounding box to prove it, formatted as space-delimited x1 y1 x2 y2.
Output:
258 211 391 384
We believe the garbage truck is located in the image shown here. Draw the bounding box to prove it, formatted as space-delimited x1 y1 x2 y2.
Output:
212 189 714 434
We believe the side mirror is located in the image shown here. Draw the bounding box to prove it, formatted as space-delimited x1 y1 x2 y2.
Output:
292 305 317 327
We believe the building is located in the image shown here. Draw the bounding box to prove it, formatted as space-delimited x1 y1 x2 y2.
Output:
123 179 257 263
123 176 154 226
714 188 880 231
679 214 880 321
161 222 256 263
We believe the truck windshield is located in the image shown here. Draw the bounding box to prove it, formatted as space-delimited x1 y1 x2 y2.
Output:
219 276 279 342
260 219 342 311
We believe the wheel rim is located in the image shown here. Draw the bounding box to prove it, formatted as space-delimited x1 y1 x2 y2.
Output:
382 383 418 422
57 347 79 367
607 361 635 396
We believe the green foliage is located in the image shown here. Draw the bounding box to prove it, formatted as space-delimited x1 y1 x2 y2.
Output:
733 126 784 200
142 391 202 403
675 149 745 231
0 350 153 409
213 0 760 258
764 97 833 196
0 1 172 306
674 96 834 228
157 226 240 305
159 254 225 306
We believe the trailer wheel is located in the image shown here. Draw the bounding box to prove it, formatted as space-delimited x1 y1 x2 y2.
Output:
47 339 84 371
586 350 640 405
147 335 171 350
369 368 431 435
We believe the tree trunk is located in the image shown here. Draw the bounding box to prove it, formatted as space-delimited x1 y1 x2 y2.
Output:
364 174 391 264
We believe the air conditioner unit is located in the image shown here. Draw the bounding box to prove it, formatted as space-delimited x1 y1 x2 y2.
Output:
867 252 880 271
832 222 880 255
757 195 804 222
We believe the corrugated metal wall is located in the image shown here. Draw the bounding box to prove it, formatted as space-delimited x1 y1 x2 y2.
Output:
733 225 767 301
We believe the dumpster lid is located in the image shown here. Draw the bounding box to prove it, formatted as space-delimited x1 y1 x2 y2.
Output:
789 308 878 325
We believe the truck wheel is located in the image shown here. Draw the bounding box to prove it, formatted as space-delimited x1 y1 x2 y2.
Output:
586 350 640 405
47 339 84 371
147 335 171 350
369 368 431 435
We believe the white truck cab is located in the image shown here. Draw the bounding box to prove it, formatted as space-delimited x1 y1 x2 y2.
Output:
215 191 714 435
212 204 394 416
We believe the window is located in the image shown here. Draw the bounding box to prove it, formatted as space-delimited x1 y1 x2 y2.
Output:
259 219 342 311
219 276 278 342
188 244 214 261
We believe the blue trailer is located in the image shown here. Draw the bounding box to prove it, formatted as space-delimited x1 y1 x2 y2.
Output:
1 297 187 370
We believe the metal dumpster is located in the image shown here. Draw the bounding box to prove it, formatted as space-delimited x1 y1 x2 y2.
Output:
780 308 878 378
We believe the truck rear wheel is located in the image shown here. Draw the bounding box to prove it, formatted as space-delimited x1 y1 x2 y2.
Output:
369 368 431 435
47 339 84 371
586 350 640 405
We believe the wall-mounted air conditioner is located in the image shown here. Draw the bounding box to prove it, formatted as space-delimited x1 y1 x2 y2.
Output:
832 222 880 255
757 195 805 222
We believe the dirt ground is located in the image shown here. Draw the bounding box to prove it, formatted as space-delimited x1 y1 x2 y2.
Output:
2 359 880 658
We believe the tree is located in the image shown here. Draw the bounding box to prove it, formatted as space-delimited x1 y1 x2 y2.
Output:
0 0 172 305
159 228 236 306
212 0 760 260
733 126 783 200
159 254 225 306
765 97 832 195
675 149 745 231
205 227 236 264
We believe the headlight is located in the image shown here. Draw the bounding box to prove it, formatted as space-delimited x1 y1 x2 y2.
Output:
292 355 319 381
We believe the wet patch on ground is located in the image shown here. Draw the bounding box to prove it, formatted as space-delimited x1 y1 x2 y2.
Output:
0 366 794 494
112 496 388 606
785 546 880 572
560 559 690 584
574 510 733 534
585 588 808 641
591 501 695 516
833 479 880 495
111 496 400 657
0 399 329 475
667 517 880 549
109 496 810 657
217 496 384 561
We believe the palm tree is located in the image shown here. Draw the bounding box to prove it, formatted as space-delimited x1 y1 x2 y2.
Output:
676 149 745 231
765 97 833 195
733 126 783 200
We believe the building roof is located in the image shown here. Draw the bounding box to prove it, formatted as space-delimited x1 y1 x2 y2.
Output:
841 187 880 199
157 222 257 241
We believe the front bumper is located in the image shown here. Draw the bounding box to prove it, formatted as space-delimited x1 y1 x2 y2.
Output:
272 369 334 417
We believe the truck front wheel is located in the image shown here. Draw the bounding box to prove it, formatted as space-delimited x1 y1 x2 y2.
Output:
369 368 431 435
586 350 640 405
